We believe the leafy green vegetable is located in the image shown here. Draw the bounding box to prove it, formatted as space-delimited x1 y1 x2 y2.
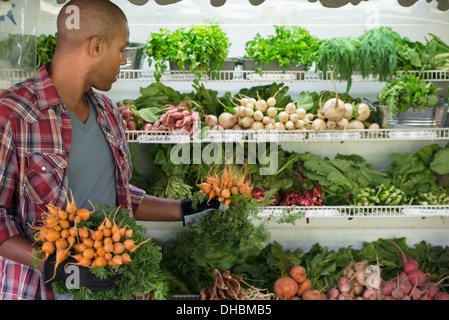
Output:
161 193 270 293
145 25 231 85
244 26 322 70
358 27 402 82
377 72 441 116
53 206 168 300
316 36 361 92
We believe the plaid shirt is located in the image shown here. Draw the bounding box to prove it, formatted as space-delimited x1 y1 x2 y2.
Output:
0 63 145 300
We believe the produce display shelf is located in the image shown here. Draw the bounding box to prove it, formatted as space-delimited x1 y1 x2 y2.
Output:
115 69 449 83
125 128 449 144
257 205 449 218
2 68 448 83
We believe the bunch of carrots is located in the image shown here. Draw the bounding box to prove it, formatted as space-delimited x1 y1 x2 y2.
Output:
196 164 253 206
31 190 150 282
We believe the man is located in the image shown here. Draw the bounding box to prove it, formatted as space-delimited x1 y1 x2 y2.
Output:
0 0 217 300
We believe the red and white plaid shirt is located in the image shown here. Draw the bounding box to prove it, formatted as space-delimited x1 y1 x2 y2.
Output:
0 63 145 300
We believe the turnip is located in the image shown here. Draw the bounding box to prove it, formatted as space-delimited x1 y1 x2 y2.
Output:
289 113 300 123
262 116 271 125
337 118 349 130
218 112 238 129
312 118 327 131
347 119 365 130
337 292 352 300
285 102 297 115
352 284 364 296
253 110 264 122
266 107 277 118
251 121 264 130
255 93 268 112
343 103 354 118
266 92 278 108
327 120 337 130
265 123 274 130
304 113 315 122
205 115 218 127
355 103 371 121
239 116 253 129
317 109 326 120
244 107 254 118
295 108 307 119
322 96 345 121
285 120 295 130
274 122 286 130
295 119 305 129
232 124 242 131
278 111 289 123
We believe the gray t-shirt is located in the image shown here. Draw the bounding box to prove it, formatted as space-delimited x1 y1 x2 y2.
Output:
67 94 117 211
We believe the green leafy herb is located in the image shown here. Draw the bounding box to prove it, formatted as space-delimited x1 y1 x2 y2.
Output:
377 72 441 116
244 26 322 70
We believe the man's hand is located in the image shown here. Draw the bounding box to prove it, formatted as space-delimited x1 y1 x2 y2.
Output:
43 255 120 291
180 198 223 226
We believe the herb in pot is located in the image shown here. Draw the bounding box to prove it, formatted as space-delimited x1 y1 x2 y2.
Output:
145 25 231 84
377 72 441 117
244 26 322 70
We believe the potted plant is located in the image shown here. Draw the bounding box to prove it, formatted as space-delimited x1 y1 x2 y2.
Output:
243 26 322 78
144 25 232 84
375 72 447 128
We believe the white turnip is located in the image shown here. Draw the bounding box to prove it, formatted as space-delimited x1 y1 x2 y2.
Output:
347 119 365 130
251 121 264 130
274 122 286 130
295 108 307 119
295 119 305 129
285 120 295 130
337 118 349 130
289 113 300 123
285 102 297 115
355 103 371 121
253 110 264 122
255 98 267 113
218 112 237 129
266 107 277 118
312 118 327 131
278 111 289 123
343 103 354 118
205 115 218 127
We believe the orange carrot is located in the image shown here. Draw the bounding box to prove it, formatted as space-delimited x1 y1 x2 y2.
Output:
45 229 61 243
113 242 125 255
121 252 131 264
65 189 77 214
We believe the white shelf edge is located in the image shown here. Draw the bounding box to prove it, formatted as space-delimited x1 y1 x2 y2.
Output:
125 128 449 144
256 205 449 218
115 69 449 83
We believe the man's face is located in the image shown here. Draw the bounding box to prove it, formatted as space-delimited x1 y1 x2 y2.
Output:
92 22 129 92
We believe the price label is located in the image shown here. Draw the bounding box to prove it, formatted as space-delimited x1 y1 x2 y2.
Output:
277 133 306 142
388 131 438 139
308 132 361 141
305 209 340 217
137 134 190 144
403 208 449 216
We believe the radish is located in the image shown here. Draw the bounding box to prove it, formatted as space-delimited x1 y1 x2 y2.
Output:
127 120 137 131
312 118 327 131
380 280 395 296
121 109 133 120
403 259 419 274
338 277 351 293
327 287 340 300
434 292 449 300
408 269 427 287
363 288 378 300
398 277 412 295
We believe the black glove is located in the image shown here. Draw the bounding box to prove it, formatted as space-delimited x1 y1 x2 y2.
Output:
43 255 120 291
180 198 221 226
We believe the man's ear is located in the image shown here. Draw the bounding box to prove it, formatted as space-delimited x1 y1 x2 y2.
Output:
88 36 105 57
